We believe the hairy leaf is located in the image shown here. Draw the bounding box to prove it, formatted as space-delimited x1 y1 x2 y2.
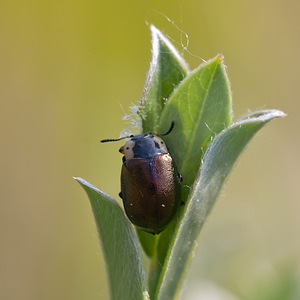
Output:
139 25 189 133
74 178 147 300
155 109 286 300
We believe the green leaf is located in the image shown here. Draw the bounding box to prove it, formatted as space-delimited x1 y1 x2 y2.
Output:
139 25 189 133
74 178 147 300
136 228 158 258
154 109 286 300
159 55 232 191
148 55 233 295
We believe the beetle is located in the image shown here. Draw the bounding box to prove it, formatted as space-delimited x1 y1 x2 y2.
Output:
100 121 182 234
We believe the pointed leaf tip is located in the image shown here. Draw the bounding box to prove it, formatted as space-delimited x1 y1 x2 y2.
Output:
243 109 287 121
216 53 223 61
139 24 189 133
149 25 189 70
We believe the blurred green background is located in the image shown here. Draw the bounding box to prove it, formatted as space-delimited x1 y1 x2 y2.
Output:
0 0 299 299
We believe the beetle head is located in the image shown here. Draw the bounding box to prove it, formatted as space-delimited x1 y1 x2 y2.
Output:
119 134 168 160
101 121 175 161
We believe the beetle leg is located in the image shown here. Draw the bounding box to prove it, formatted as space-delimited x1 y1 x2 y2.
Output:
119 192 123 199
178 172 183 185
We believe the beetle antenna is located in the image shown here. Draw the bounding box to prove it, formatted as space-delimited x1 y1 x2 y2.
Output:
152 121 175 137
100 135 134 143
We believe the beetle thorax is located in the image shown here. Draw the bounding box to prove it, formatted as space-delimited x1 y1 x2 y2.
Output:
123 135 168 161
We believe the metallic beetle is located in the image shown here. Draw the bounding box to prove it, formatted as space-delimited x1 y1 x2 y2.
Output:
101 122 182 234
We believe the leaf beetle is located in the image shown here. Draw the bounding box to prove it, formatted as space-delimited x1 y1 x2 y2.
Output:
101 122 182 234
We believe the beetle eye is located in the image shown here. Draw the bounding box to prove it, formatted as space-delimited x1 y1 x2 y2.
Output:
124 140 135 160
153 136 168 154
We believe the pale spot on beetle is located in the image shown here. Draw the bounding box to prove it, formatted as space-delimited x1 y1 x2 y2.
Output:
152 136 168 153
123 140 135 159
